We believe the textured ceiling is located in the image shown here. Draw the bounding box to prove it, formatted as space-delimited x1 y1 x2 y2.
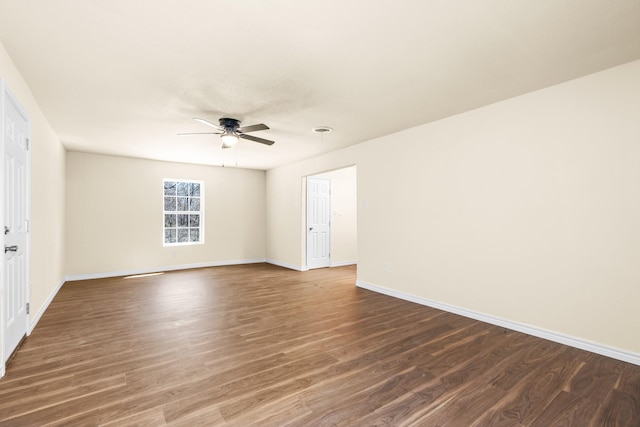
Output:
1 0 639 169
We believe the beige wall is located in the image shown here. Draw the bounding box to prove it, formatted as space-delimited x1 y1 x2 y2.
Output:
0 41 67 328
312 166 357 265
65 152 266 275
266 60 640 355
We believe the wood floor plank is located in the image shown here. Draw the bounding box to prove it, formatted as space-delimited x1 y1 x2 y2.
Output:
154 351 337 426
0 263 638 426
42 409 101 427
618 364 640 396
529 391 599 427
99 406 166 427
593 389 640 427
0 382 128 426
567 353 625 402
0 374 126 421
224 398 311 427
219 349 393 423
97 351 300 424
472 349 585 425
165 405 226 427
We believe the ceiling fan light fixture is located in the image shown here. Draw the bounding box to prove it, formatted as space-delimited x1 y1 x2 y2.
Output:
181 116 274 147
221 132 239 148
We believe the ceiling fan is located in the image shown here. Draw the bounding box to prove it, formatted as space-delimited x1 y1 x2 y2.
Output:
179 117 275 149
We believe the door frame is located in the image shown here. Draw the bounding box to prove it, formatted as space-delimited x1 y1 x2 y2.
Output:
1 80 32 376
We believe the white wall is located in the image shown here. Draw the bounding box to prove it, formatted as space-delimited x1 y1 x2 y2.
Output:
312 166 357 266
66 152 266 276
266 60 640 357
0 42 66 335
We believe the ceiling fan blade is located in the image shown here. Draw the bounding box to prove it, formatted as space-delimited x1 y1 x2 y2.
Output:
240 133 275 146
238 123 269 133
193 117 223 130
178 132 222 136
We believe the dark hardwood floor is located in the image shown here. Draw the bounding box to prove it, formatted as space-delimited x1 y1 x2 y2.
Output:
0 263 638 426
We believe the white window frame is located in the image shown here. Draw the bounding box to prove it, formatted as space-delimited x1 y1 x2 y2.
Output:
163 178 205 246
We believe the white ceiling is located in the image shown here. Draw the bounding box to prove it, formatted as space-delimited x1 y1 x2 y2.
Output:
1 1 639 170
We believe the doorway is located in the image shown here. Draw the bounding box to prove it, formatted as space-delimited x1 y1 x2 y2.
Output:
306 166 357 270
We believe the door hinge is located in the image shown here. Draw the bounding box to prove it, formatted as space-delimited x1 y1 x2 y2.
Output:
25 220 29 232
26 303 30 315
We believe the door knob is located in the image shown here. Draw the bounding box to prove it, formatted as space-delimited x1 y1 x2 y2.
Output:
309 227 313 231
4 245 18 253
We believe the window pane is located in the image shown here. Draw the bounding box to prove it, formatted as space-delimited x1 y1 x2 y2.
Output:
177 214 189 227
189 197 200 211
189 214 200 227
178 228 189 242
164 181 176 196
190 183 200 197
165 229 176 243
164 214 176 227
177 182 189 196
190 228 200 242
164 196 176 211
177 197 188 211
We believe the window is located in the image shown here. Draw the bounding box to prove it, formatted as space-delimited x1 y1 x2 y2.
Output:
163 179 204 245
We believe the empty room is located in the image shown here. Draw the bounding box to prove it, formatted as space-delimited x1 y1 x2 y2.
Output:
1 1 639 425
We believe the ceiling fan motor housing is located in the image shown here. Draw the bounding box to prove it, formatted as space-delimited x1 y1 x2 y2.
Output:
219 117 240 132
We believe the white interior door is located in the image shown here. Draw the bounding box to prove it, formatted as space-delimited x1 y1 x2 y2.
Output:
307 178 331 269
3 89 29 364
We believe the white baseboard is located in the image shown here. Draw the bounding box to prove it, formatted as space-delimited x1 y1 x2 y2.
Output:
266 259 308 272
356 280 640 367
331 260 357 267
29 277 66 335
65 258 267 282
267 259 356 270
